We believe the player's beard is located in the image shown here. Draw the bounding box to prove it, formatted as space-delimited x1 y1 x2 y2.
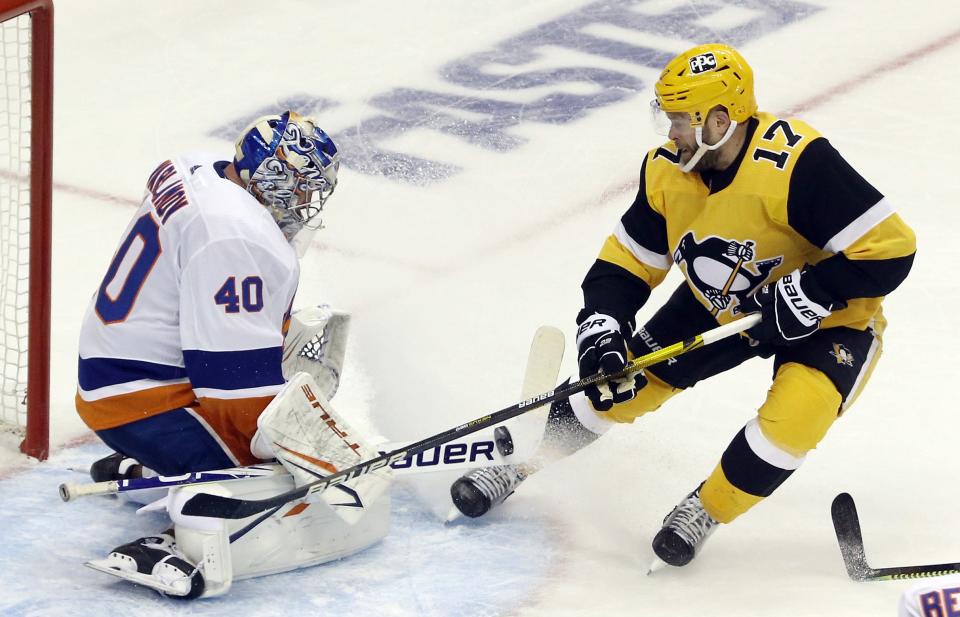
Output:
677 138 722 172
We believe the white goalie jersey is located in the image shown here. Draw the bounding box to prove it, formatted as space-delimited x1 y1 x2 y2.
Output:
76 152 299 464
899 574 960 616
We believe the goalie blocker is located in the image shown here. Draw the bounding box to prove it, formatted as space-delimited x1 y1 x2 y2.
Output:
86 372 391 599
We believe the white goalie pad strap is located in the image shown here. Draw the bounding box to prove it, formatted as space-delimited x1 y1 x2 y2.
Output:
569 389 615 435
252 372 391 525
282 305 349 401
165 485 234 598
744 418 805 471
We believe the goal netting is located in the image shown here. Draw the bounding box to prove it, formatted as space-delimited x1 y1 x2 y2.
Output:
0 11 32 436
0 0 52 460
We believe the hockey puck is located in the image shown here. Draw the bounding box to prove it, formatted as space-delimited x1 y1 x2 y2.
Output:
494 426 514 456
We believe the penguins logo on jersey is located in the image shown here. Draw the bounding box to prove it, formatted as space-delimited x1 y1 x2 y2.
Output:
829 343 855 367
673 232 783 315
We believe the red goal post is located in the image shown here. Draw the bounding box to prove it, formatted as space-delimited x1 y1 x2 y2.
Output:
0 0 52 460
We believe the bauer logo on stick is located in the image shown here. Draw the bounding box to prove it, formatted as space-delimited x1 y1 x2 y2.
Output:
688 52 717 74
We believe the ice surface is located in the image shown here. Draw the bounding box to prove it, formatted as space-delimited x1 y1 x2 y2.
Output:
2 444 554 616
3 0 960 614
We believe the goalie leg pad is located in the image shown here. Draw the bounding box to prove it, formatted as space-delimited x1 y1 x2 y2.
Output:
169 471 390 583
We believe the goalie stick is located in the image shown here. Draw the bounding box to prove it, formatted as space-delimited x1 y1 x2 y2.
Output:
181 314 761 521
60 431 520 502
832 492 960 581
58 466 282 502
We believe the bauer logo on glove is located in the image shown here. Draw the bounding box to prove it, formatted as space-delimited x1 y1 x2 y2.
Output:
741 267 846 346
575 310 646 412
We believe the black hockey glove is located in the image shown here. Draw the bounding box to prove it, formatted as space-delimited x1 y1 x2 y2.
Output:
741 267 846 346
576 310 647 412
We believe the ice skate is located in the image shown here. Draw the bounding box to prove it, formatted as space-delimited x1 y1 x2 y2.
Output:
85 531 205 599
89 452 145 483
651 485 719 567
450 464 528 518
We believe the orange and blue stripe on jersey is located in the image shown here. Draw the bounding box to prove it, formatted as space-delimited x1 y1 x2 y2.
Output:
76 346 286 465
76 356 194 430
183 347 285 464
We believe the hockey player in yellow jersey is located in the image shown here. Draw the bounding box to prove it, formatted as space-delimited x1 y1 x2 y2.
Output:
450 44 916 568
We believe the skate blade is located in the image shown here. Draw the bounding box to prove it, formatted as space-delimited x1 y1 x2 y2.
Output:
85 559 191 596
646 558 668 576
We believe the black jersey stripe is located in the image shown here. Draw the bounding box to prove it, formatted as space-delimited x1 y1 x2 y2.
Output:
787 138 884 250
720 424 798 498
809 252 915 301
581 259 652 322
621 157 670 256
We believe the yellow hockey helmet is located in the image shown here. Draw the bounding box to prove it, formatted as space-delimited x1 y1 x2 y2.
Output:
654 44 757 127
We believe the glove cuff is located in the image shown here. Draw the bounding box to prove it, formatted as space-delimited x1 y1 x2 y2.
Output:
575 312 620 347
775 269 833 327
576 307 635 332
797 266 846 312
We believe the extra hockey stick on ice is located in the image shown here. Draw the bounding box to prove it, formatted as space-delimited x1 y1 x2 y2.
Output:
181 314 760 520
832 492 960 581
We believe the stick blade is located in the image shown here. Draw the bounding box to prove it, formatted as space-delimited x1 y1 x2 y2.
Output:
831 492 871 581
521 325 565 399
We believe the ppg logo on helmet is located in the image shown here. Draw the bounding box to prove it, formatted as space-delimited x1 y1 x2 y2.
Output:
689 53 717 74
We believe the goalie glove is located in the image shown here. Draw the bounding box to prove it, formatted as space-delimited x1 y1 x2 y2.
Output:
282 306 349 400
741 267 846 346
576 310 646 412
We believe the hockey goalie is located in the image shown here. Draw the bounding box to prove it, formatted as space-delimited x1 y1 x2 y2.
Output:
73 112 391 598
84 367 392 599
86 308 390 599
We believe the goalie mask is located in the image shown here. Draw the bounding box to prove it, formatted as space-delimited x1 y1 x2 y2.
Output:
651 43 757 172
234 111 340 252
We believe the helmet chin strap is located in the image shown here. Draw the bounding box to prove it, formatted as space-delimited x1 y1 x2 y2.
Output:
680 120 739 173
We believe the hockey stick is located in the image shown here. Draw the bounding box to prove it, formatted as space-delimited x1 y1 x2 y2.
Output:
61 328 566 502
181 314 761 520
58 465 282 502
832 492 960 581
60 432 517 502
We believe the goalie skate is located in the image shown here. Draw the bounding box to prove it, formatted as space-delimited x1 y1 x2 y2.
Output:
85 532 204 599
89 452 144 483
